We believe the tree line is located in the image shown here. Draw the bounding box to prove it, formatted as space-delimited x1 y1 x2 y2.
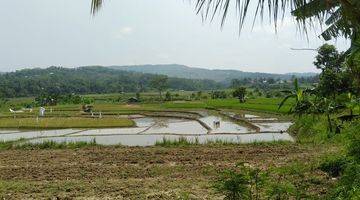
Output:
0 66 224 98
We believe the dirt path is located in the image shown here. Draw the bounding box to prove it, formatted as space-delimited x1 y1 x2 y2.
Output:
0 144 336 199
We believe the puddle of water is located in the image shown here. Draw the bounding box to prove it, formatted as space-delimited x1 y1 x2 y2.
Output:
27 133 294 146
133 117 186 127
250 118 278 121
244 114 259 118
199 116 253 134
0 129 80 142
70 127 147 136
143 121 208 135
0 115 294 145
254 122 293 132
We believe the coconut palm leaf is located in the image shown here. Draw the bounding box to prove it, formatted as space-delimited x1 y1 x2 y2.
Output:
321 18 352 40
291 0 339 20
91 0 103 15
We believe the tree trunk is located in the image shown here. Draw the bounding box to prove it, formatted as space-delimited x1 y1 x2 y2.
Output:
159 90 162 101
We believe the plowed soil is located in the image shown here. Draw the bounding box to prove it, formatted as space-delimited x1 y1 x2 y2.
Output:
0 144 336 199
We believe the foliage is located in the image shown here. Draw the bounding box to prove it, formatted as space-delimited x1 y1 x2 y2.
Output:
211 91 227 99
165 91 172 101
319 155 349 177
278 79 313 116
155 137 199 147
0 66 223 98
232 87 246 103
150 75 169 100
315 44 352 98
214 163 267 200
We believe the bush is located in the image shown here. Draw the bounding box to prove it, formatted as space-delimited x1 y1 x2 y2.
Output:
319 155 349 177
213 163 267 200
346 120 360 161
330 163 360 199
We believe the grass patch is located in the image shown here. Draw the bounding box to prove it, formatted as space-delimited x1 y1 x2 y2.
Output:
162 98 292 113
15 139 99 149
0 139 100 150
155 137 200 147
154 137 293 147
0 117 135 129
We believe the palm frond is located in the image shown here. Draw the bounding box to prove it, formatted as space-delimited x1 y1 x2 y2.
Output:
195 0 291 30
291 0 339 21
325 8 341 26
321 18 352 40
91 0 103 15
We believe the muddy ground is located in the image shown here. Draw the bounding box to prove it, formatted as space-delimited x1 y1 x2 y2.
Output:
0 144 338 199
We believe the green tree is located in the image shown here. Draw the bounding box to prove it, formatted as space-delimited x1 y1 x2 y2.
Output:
233 87 246 103
314 44 351 98
165 91 172 101
150 75 169 101
314 44 343 71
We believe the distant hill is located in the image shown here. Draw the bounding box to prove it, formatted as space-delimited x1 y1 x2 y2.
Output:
109 64 317 83
0 66 223 98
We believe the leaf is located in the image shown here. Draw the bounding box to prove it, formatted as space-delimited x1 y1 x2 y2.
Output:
278 94 295 110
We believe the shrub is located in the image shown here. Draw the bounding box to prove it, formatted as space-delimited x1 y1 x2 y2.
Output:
319 155 349 177
330 163 360 199
213 163 267 200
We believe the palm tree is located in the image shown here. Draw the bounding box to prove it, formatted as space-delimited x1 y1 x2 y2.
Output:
90 0 360 92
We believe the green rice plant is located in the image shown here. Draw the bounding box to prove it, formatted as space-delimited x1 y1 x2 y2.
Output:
155 137 199 147
13 139 98 150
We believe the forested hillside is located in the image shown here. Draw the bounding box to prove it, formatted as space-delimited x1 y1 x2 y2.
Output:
0 66 224 98
109 64 317 83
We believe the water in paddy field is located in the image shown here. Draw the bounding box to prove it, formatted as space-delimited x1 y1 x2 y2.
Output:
199 116 255 134
0 113 294 146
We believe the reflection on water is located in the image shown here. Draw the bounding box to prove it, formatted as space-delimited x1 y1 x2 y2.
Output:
253 122 293 132
0 129 80 142
143 121 207 135
199 116 254 134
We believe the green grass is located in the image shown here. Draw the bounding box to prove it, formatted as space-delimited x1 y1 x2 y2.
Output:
162 98 292 113
15 140 100 149
155 137 293 147
155 137 200 147
0 117 135 129
0 139 100 150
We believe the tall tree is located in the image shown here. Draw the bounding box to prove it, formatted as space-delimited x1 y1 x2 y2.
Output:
150 75 169 101
233 87 247 103
314 44 351 98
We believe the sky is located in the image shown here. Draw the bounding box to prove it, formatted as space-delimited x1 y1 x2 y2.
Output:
0 0 350 73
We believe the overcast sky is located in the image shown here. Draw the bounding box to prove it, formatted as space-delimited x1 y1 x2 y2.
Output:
0 0 350 73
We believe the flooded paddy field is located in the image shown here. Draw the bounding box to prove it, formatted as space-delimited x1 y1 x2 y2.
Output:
0 110 294 146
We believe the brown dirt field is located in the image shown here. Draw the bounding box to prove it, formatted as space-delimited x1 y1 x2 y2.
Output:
0 144 338 199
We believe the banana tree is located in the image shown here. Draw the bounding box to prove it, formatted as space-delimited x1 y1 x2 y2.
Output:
278 79 313 116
